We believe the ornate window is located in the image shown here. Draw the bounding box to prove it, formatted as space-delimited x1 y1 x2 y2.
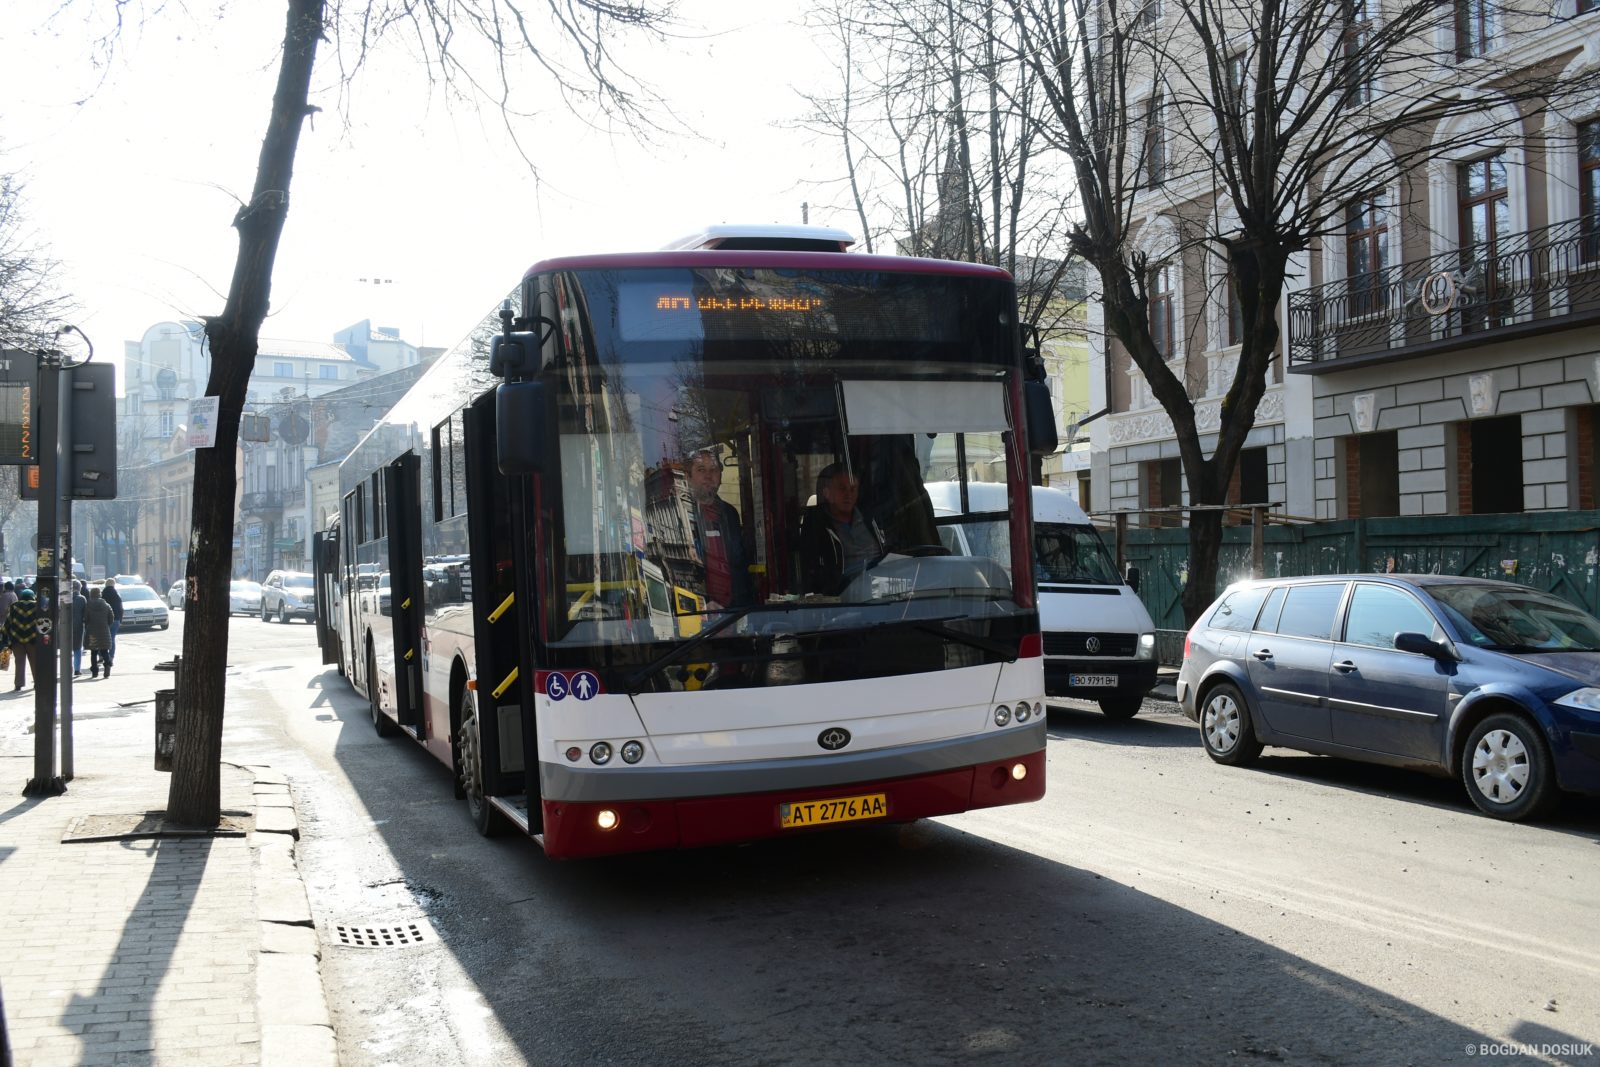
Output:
1143 94 1167 188
1344 192 1389 315
1148 263 1175 358
1581 119 1600 264
1342 0 1374 104
1455 0 1498 59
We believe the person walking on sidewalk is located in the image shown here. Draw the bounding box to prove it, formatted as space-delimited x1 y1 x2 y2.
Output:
102 580 123 662
3 588 43 691
0 579 16 620
70 580 87 677
84 586 113 678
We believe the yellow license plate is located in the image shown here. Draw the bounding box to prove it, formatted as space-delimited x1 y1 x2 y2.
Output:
780 793 888 829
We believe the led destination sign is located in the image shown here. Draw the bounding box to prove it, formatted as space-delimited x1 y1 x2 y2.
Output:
654 294 825 313
0 350 38 466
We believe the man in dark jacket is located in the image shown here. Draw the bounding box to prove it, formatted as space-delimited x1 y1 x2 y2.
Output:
102 581 123 663
799 462 887 595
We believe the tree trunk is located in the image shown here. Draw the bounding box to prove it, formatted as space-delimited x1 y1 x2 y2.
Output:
167 0 325 826
1183 507 1225 626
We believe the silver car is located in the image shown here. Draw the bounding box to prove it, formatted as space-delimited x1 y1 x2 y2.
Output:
229 580 264 616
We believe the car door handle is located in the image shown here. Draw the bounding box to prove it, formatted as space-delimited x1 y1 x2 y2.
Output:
1333 660 1358 673
1252 648 1273 661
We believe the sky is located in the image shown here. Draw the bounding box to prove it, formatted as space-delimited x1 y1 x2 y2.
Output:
0 0 848 379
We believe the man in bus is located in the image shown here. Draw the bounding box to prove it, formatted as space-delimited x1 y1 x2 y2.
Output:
687 448 754 610
800 462 887 595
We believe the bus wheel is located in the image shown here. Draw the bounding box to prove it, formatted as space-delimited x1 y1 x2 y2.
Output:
458 690 503 837
369 646 397 738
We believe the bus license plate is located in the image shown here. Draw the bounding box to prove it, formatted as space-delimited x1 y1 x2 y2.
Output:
1070 674 1117 687
780 793 888 829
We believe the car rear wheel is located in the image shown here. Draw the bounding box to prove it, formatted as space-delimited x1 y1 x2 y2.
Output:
260 603 270 622
1199 681 1262 766
277 605 288 624
1461 712 1557 821
1098 694 1143 720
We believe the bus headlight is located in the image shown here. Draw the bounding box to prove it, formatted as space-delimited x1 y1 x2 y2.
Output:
993 705 1011 727
596 808 619 831
620 740 644 764
1014 701 1032 723
590 742 613 765
1137 632 1157 660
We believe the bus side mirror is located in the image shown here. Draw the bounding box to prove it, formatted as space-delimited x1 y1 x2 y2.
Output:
497 380 546 474
1024 380 1059 455
490 331 541 378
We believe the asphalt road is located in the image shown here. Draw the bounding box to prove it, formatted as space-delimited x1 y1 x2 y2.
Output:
210 613 1600 1067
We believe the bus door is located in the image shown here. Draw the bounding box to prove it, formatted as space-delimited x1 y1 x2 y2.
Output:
462 397 534 817
383 454 427 736
312 526 341 669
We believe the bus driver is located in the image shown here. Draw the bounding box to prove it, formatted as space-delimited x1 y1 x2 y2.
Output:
800 462 887 594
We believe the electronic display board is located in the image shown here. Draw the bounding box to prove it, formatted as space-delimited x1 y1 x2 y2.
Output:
0 350 39 466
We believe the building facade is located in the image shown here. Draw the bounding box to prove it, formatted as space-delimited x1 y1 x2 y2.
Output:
1089 0 1600 529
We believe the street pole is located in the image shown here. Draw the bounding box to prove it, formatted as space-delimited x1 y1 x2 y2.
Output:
24 351 63 797
58 360 75 778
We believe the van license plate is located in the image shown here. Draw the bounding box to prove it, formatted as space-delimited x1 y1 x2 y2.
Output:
780 793 887 829
1070 674 1117 687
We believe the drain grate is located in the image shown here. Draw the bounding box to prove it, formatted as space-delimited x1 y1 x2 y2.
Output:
332 922 431 949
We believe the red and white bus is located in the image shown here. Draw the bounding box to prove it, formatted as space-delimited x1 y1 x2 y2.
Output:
315 225 1057 858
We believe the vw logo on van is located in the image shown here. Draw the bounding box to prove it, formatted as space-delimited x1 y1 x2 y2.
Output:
817 727 852 751
1085 635 1102 654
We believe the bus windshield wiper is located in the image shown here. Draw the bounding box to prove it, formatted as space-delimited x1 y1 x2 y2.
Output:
621 601 820 694
911 619 1017 661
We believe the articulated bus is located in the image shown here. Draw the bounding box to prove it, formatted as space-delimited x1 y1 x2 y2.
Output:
314 225 1059 858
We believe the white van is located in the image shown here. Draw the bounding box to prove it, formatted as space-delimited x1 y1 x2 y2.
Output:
925 482 1158 719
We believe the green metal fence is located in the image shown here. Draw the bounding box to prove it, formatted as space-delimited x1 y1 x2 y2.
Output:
1124 511 1600 636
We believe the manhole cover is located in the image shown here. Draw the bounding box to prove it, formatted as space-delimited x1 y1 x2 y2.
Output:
331 921 432 948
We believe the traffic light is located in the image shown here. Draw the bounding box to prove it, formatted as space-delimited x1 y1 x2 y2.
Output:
17 363 118 500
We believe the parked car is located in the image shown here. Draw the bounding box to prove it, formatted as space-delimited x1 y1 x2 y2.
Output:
1178 574 1600 821
229 579 264 616
261 570 315 623
117 583 171 631
926 481 1157 718
167 581 185 610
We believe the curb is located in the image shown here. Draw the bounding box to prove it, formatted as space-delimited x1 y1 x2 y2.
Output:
241 763 340 1067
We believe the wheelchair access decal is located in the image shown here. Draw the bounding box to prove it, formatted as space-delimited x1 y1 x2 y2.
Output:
539 669 601 701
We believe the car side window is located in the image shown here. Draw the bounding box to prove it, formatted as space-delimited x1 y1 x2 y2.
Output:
1343 584 1438 649
1209 586 1270 632
1272 583 1348 641
1255 586 1288 633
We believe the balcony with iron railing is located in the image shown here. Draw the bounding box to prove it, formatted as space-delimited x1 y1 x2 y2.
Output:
240 489 287 514
1288 219 1600 373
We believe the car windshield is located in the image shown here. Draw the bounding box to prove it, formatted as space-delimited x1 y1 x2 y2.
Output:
1034 523 1122 585
232 581 262 594
283 575 313 592
120 586 159 602
1425 583 1600 652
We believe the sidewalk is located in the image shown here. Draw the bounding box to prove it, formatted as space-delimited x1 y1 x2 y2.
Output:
0 636 337 1067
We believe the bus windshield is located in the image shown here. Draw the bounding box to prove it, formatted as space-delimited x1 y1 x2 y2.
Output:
545 266 1027 647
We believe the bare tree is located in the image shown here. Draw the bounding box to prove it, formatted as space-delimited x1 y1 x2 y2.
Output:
0 170 78 351
802 0 1083 397
1001 0 1600 623
47 0 670 825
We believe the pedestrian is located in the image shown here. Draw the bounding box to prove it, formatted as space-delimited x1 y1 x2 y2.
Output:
84 586 113 678
3 588 42 691
0 580 16 621
102 580 123 664
70 580 87 677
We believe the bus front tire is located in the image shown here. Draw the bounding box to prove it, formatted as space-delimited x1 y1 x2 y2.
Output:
457 690 503 837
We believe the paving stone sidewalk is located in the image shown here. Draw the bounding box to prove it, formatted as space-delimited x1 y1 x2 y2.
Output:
0 640 336 1067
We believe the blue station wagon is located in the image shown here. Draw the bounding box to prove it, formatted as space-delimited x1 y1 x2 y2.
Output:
1177 575 1600 821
